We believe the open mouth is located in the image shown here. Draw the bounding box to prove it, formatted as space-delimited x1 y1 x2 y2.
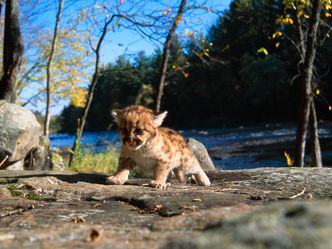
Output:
132 143 144 150
123 139 144 150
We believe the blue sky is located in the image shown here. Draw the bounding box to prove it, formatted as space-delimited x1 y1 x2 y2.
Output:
100 0 231 64
19 0 232 114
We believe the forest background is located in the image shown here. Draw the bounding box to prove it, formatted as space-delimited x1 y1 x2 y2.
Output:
57 0 332 132
3 0 331 133
1 0 332 170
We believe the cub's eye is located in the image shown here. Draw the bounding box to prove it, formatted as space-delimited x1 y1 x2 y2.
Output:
134 128 144 135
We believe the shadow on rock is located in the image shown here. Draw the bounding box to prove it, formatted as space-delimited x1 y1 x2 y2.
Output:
3 172 108 184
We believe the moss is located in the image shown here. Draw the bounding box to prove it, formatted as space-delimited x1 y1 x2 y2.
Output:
0 178 18 184
26 192 42 201
25 191 56 202
7 185 56 201
0 179 8 185
7 185 22 196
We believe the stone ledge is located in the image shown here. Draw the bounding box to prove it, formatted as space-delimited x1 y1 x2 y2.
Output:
0 167 331 248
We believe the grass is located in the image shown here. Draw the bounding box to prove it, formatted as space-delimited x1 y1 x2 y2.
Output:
25 192 56 202
25 192 43 201
67 147 119 175
8 185 22 196
8 185 56 201
55 145 144 177
63 146 144 177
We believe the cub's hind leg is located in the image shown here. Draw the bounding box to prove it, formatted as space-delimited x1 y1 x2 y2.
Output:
192 168 211 186
182 153 211 186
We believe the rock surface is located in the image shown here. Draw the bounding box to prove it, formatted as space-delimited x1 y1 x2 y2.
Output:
0 167 331 248
0 101 41 169
162 201 332 249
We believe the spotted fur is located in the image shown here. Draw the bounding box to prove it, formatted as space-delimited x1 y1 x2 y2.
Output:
105 105 211 189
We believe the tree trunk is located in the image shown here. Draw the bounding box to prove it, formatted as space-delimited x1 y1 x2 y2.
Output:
295 80 310 167
68 16 117 167
295 0 322 167
155 0 187 113
44 0 64 137
0 0 23 103
309 99 322 167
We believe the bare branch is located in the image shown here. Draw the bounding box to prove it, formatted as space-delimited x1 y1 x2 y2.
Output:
16 56 44 96
22 90 44 107
44 0 65 137
283 33 304 61
0 155 8 168
68 13 122 167
290 60 303 86
154 0 187 113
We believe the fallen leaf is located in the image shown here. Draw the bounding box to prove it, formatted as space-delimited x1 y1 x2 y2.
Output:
86 228 103 243
306 193 314 200
71 216 85 224
154 204 163 211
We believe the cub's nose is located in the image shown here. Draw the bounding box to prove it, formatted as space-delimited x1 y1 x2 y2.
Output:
123 137 142 147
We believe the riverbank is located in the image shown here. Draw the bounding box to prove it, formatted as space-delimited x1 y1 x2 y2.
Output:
50 122 332 170
0 168 331 248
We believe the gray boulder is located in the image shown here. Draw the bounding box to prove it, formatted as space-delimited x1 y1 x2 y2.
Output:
188 138 216 170
0 101 42 170
162 201 332 249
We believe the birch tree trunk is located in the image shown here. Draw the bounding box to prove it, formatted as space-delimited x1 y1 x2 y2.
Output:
44 0 64 137
155 0 187 113
68 16 118 167
309 99 322 167
295 0 322 167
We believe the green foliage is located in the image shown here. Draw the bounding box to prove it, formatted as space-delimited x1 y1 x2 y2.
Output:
25 192 43 201
60 106 83 134
69 147 119 175
7 184 56 201
34 112 63 134
60 0 332 131
16 29 91 108
238 54 294 120
8 185 22 197
62 51 158 132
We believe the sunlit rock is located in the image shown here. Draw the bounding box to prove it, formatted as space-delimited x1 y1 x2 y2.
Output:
0 101 41 169
188 138 216 170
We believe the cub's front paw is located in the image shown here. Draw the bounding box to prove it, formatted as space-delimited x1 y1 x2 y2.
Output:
149 180 171 189
105 176 126 185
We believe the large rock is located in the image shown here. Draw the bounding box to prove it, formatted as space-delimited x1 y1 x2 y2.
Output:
0 168 331 249
0 101 42 169
162 201 332 249
188 138 216 170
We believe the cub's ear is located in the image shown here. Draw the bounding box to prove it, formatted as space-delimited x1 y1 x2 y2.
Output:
153 111 167 127
111 109 121 124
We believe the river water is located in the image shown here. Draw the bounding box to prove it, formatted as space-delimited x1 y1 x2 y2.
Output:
50 122 332 170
